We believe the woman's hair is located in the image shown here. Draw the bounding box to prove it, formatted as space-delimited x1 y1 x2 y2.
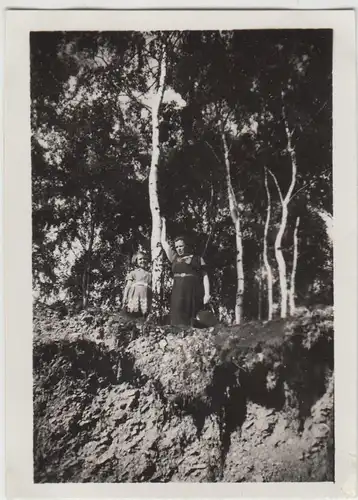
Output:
132 251 149 265
174 236 193 253
174 236 187 245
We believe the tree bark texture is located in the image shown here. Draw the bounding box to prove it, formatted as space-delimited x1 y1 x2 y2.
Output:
268 102 297 319
263 168 273 321
258 254 263 321
222 129 244 324
289 216 300 315
274 201 289 318
148 44 167 315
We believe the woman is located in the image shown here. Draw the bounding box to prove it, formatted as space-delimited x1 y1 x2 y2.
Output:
161 218 210 327
122 252 152 316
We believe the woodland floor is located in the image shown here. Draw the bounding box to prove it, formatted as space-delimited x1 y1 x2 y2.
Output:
33 304 334 483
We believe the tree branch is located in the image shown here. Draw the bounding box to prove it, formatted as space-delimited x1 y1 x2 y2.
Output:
280 97 298 204
289 171 330 204
170 32 183 52
267 168 284 205
141 52 159 79
202 183 218 257
95 54 110 67
204 140 224 167
202 219 216 258
122 85 151 112
304 99 329 129
221 108 234 131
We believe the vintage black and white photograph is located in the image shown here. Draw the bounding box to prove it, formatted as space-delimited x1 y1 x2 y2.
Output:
29 25 337 483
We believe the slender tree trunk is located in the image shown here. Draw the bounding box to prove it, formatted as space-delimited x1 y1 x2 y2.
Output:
268 100 298 319
274 203 289 318
289 216 300 315
263 168 273 320
148 44 167 316
235 218 244 324
258 254 263 321
221 129 244 324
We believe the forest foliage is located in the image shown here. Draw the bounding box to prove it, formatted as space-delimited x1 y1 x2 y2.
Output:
31 29 333 323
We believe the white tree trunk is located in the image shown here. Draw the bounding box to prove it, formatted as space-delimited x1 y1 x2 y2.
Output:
235 218 244 324
222 129 244 324
258 254 263 321
263 168 273 320
289 216 300 315
268 101 298 318
275 203 289 318
148 45 167 313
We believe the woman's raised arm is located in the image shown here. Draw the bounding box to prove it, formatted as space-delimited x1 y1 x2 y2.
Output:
161 217 174 261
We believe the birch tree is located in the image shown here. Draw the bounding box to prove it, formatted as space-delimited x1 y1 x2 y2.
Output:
268 94 298 318
104 32 183 314
203 101 247 325
221 125 244 324
147 40 167 314
263 167 273 320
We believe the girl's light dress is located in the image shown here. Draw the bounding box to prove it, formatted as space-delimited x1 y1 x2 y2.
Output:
125 268 152 315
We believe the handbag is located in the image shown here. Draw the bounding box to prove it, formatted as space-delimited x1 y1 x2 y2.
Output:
195 304 218 328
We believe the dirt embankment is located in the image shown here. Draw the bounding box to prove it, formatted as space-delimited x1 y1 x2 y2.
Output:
33 305 334 483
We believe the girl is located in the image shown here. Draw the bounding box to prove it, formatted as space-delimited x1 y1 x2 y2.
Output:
122 252 152 316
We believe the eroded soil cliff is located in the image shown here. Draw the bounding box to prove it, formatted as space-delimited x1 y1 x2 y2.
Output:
33 305 334 482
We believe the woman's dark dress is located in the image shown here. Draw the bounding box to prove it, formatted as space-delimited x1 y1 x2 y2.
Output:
170 254 204 326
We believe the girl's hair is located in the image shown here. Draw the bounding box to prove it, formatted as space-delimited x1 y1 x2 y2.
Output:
132 252 149 265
